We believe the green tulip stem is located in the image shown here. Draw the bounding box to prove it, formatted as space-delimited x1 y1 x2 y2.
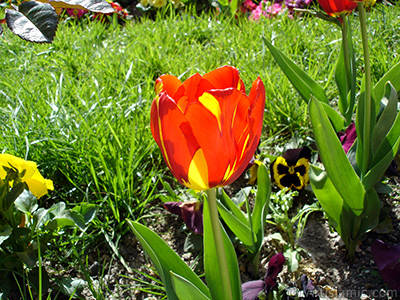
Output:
205 188 233 299
358 1 372 174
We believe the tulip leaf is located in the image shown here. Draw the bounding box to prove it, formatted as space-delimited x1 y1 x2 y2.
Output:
217 202 255 249
335 45 349 117
203 198 242 300
263 37 328 105
363 109 400 190
374 61 400 111
335 18 356 125
127 220 210 300
309 97 365 215
251 162 270 250
217 188 247 224
5 1 58 43
371 82 398 155
170 271 211 300
309 165 345 238
319 102 346 132
358 188 380 237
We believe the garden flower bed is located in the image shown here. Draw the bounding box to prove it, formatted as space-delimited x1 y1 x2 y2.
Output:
1 0 400 299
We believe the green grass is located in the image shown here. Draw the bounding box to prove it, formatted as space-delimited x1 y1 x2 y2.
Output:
0 3 400 298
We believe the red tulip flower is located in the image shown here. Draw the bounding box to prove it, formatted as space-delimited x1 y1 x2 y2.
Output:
317 0 357 17
150 66 265 191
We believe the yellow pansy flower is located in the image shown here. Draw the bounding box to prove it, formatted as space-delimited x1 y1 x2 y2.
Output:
0 154 54 199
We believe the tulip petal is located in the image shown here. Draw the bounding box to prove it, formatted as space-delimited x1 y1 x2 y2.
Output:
202 65 246 93
185 149 209 190
150 93 200 186
155 74 182 96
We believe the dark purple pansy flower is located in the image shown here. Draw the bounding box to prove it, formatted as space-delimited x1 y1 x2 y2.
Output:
371 239 400 291
242 253 286 300
338 122 357 154
163 201 203 234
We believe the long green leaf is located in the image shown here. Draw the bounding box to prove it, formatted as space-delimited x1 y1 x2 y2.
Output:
363 107 400 191
358 188 380 237
170 272 211 300
373 61 400 111
263 37 328 104
320 102 346 132
309 98 365 215
371 82 398 154
335 40 349 118
127 220 210 300
203 200 242 300
309 165 344 235
217 202 255 249
217 189 247 224
251 162 270 249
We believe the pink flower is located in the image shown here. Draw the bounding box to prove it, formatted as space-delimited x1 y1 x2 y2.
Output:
66 8 88 19
241 0 257 12
266 3 283 17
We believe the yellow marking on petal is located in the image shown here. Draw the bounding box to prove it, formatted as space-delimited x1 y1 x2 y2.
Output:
222 160 237 183
240 134 250 160
187 149 209 190
231 106 238 129
199 93 222 132
237 81 241 91
155 81 163 95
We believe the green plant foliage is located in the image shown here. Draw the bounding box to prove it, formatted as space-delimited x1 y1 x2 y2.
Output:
127 219 211 300
216 161 271 276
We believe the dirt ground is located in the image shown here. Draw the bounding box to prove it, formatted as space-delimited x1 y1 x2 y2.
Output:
76 175 400 300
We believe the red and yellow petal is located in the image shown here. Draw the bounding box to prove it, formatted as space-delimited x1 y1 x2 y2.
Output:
202 65 246 93
155 74 182 96
150 92 200 187
318 0 357 16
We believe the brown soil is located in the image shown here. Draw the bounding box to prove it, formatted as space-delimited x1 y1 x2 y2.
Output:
74 177 400 300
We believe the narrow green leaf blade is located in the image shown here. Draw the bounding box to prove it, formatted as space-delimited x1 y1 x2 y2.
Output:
371 83 398 154
217 189 247 224
217 202 254 248
309 98 365 215
170 272 211 300
373 61 400 110
251 162 270 249
309 165 344 234
363 109 400 191
335 43 349 118
263 37 328 104
127 220 210 300
320 102 346 132
6 1 58 43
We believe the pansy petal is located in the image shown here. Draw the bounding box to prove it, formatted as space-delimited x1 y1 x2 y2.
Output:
371 239 400 291
241 280 265 300
25 178 49 199
264 253 285 292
